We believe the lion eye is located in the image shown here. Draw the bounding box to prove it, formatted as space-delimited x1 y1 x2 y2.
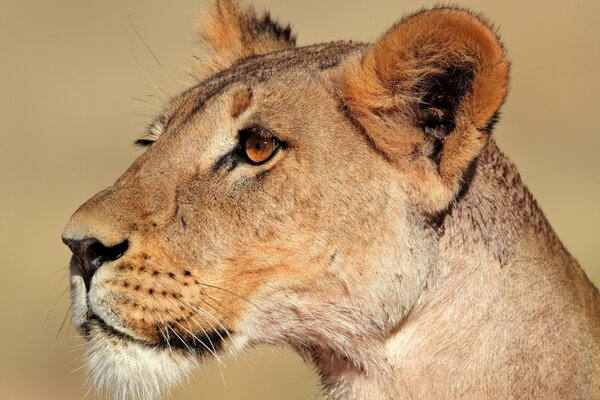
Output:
242 129 278 165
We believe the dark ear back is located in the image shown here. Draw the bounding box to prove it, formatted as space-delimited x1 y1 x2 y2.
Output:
339 7 509 212
189 0 296 81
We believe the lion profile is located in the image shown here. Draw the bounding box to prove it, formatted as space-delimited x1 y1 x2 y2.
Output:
62 1 600 399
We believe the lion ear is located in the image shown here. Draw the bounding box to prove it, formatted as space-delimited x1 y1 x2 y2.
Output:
189 0 296 81
339 7 509 212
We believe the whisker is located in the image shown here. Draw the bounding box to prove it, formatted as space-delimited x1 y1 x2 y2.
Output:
167 301 228 388
158 314 173 352
132 110 157 119
56 308 72 340
130 38 169 101
128 15 174 89
181 298 242 368
125 104 160 110
65 346 86 354
145 295 174 353
130 92 153 104
143 304 172 354
169 312 226 368
50 271 69 292
67 314 73 339
69 353 89 369
167 323 193 354
79 382 93 400
46 284 70 321
48 266 70 274
206 287 278 326
177 297 231 342
173 287 245 367
168 299 217 347
192 278 273 318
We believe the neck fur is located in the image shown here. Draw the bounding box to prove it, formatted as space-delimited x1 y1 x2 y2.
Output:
310 141 581 399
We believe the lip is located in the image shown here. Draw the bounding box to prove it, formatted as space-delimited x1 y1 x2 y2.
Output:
80 313 131 340
82 313 229 357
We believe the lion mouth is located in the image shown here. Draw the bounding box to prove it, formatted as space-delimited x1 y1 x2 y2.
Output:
69 257 230 359
82 313 229 357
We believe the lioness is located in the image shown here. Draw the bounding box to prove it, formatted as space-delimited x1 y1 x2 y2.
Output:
62 1 600 399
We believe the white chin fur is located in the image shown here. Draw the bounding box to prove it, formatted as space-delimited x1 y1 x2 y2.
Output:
85 327 198 400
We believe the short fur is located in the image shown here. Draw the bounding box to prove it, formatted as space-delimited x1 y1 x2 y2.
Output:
63 2 600 399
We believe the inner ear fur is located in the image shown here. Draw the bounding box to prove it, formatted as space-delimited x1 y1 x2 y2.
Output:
189 0 296 82
339 7 510 212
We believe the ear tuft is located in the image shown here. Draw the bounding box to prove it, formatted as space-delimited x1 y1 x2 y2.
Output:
254 12 295 44
189 0 296 81
339 7 510 212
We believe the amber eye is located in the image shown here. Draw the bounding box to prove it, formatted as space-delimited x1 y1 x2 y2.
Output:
243 131 277 164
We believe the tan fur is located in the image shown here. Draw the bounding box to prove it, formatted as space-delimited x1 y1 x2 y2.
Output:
63 2 600 399
189 0 295 82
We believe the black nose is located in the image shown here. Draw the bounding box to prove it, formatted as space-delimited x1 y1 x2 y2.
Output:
62 237 129 290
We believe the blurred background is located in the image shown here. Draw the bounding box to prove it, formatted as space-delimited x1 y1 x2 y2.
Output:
0 0 598 399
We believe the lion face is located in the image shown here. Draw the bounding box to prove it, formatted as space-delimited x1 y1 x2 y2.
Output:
63 2 508 399
63 44 431 398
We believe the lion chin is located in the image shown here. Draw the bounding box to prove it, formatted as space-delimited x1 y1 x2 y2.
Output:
84 325 198 400
70 265 199 400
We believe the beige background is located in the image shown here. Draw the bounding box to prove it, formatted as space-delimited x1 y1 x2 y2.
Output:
0 0 598 399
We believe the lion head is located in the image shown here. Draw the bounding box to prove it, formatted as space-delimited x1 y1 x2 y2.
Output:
62 1 508 398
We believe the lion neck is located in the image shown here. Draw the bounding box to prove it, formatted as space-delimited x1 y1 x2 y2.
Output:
311 141 577 399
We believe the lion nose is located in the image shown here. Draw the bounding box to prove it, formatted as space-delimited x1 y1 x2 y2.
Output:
62 237 129 290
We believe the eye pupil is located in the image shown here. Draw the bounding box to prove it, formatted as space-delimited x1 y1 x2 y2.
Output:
245 133 275 164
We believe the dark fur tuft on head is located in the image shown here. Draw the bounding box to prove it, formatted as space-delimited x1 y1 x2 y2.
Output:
254 12 296 46
189 0 297 81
